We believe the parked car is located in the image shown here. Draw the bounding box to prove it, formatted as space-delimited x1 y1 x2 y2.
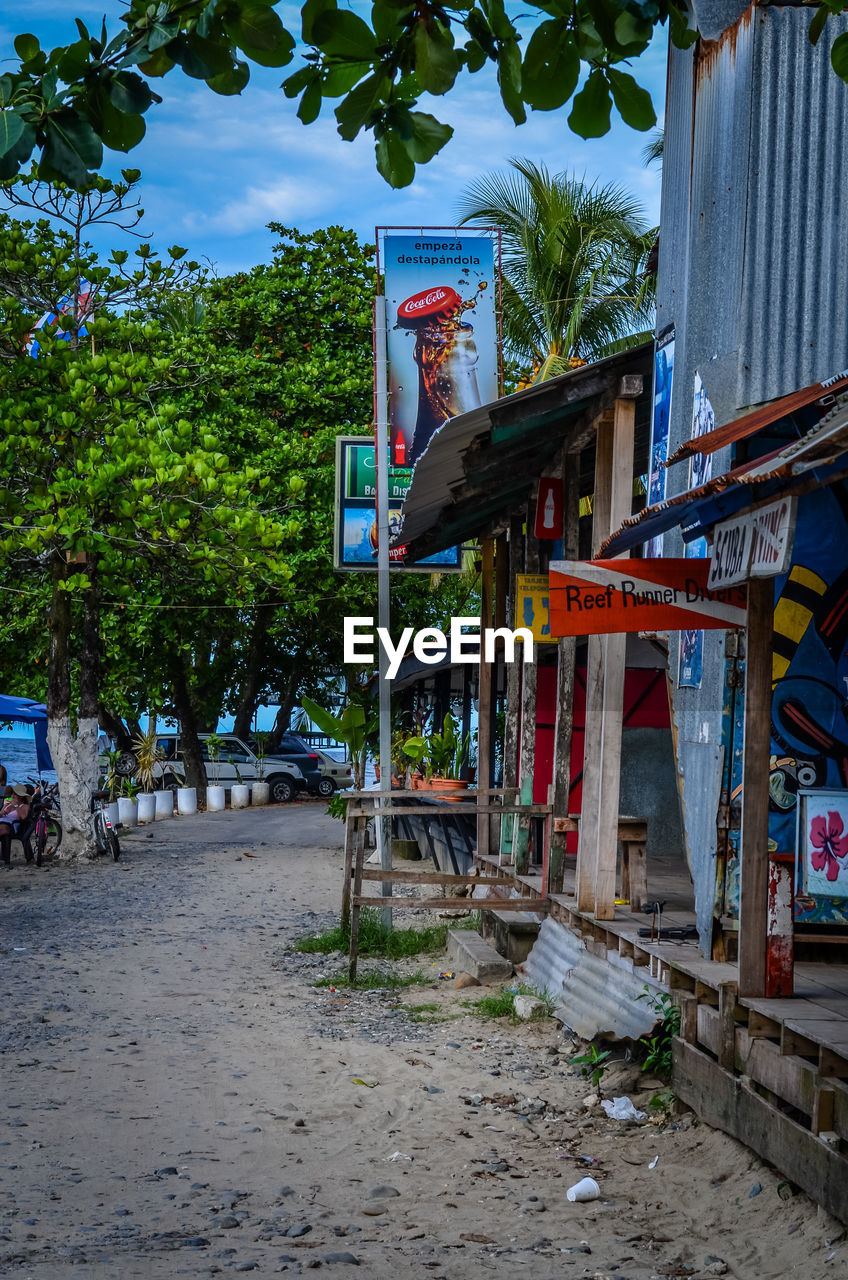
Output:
135 733 307 803
313 749 354 797
253 732 323 794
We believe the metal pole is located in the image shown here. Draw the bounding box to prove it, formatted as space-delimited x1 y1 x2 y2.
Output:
374 296 393 929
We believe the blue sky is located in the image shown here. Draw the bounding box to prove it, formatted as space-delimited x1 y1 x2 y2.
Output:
1 3 667 273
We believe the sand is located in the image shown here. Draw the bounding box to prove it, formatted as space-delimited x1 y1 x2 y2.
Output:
0 801 844 1278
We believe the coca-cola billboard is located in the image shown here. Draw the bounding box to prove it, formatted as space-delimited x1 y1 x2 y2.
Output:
382 232 499 467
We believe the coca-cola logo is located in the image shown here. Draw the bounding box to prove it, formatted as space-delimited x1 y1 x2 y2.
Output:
398 286 461 322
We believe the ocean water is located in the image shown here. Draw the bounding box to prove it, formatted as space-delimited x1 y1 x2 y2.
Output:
0 732 58 787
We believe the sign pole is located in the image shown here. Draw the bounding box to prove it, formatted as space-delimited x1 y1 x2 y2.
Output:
374 296 393 929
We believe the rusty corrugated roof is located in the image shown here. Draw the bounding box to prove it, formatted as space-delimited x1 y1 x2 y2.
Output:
600 397 848 556
664 368 848 467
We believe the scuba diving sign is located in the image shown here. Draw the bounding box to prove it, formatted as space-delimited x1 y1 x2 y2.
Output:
549 559 748 636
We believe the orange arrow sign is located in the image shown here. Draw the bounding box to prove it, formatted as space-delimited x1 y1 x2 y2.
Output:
549 559 748 637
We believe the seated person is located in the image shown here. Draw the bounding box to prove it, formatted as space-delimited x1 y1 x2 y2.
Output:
0 784 33 865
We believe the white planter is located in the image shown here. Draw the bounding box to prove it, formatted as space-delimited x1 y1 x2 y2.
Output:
251 781 270 807
231 783 250 810
117 797 138 828
177 787 197 816
154 789 174 820
106 801 120 830
137 792 157 824
207 784 226 812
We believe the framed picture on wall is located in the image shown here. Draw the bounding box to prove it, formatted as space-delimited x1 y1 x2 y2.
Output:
797 791 848 899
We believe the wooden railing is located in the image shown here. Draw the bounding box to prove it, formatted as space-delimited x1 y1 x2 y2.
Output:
341 788 551 980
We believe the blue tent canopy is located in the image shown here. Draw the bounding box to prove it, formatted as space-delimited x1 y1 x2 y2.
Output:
0 694 54 773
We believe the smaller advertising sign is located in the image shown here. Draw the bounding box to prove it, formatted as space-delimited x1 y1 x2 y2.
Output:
708 498 797 590
515 575 557 644
334 436 462 573
534 477 563 540
646 328 675 558
549 559 748 637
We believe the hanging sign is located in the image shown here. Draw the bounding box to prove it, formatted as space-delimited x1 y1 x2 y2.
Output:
534 477 563 539
549 558 748 637
333 436 462 572
382 231 499 468
707 497 797 590
514 575 557 644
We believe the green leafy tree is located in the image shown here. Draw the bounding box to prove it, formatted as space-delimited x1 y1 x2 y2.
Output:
0 174 295 858
1 1 707 189
458 158 656 381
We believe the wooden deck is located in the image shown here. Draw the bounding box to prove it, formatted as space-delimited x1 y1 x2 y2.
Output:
473 846 848 1221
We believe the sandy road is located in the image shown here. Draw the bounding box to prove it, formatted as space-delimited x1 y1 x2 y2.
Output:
0 803 843 1279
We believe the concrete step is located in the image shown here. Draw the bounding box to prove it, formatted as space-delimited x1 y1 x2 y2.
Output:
446 929 513 982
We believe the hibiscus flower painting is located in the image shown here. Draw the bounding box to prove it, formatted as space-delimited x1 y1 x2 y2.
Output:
804 799 848 898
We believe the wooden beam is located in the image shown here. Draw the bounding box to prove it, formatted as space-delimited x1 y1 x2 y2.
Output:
593 394 635 919
515 501 539 875
549 446 579 893
499 514 524 864
738 577 774 997
575 410 615 912
477 538 495 859
353 895 548 912
357 867 512 886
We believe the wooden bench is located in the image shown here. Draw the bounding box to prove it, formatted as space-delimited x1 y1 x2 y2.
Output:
553 814 648 911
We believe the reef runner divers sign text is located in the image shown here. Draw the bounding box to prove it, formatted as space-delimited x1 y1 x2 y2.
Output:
548 559 748 637
344 617 534 680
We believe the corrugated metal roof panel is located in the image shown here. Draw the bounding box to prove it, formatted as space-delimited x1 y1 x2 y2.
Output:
739 7 848 409
398 345 652 560
601 397 848 555
522 917 661 1042
665 369 848 466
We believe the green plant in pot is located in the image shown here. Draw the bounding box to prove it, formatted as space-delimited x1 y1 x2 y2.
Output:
402 733 430 786
428 714 471 792
205 732 224 785
132 729 165 794
253 732 269 782
102 748 123 803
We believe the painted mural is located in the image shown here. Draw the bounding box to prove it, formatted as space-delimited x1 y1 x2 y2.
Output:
768 486 848 925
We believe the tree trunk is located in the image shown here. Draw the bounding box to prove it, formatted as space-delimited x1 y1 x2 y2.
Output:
232 609 272 740
47 555 98 861
272 665 301 739
98 706 135 754
171 654 207 806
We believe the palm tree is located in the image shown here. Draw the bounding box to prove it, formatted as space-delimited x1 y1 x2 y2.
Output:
457 159 656 383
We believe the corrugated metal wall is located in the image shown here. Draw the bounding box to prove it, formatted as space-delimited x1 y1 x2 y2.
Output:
658 4 848 950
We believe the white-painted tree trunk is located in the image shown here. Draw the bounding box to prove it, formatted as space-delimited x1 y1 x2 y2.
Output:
47 714 99 860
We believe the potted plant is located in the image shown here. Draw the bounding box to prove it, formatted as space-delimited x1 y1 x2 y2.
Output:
251 733 270 807
402 733 431 788
229 751 251 810
132 729 169 821
101 749 123 830
117 777 139 828
205 732 226 811
425 714 472 797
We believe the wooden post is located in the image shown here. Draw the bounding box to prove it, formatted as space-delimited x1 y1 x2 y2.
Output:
341 801 355 926
549 448 579 893
575 410 614 911
348 814 366 984
500 514 524 863
477 538 495 858
593 391 636 918
738 578 774 998
515 502 539 876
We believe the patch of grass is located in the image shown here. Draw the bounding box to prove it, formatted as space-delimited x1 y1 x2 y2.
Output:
296 907 479 959
314 967 429 991
403 1001 440 1012
462 983 556 1023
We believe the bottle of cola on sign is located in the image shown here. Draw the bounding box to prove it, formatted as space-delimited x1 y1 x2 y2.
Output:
396 285 484 465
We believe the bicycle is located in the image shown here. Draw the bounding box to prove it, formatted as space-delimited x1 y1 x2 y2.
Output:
90 790 120 861
22 779 63 867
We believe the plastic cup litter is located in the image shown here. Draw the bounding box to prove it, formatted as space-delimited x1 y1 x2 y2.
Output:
566 1176 600 1203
